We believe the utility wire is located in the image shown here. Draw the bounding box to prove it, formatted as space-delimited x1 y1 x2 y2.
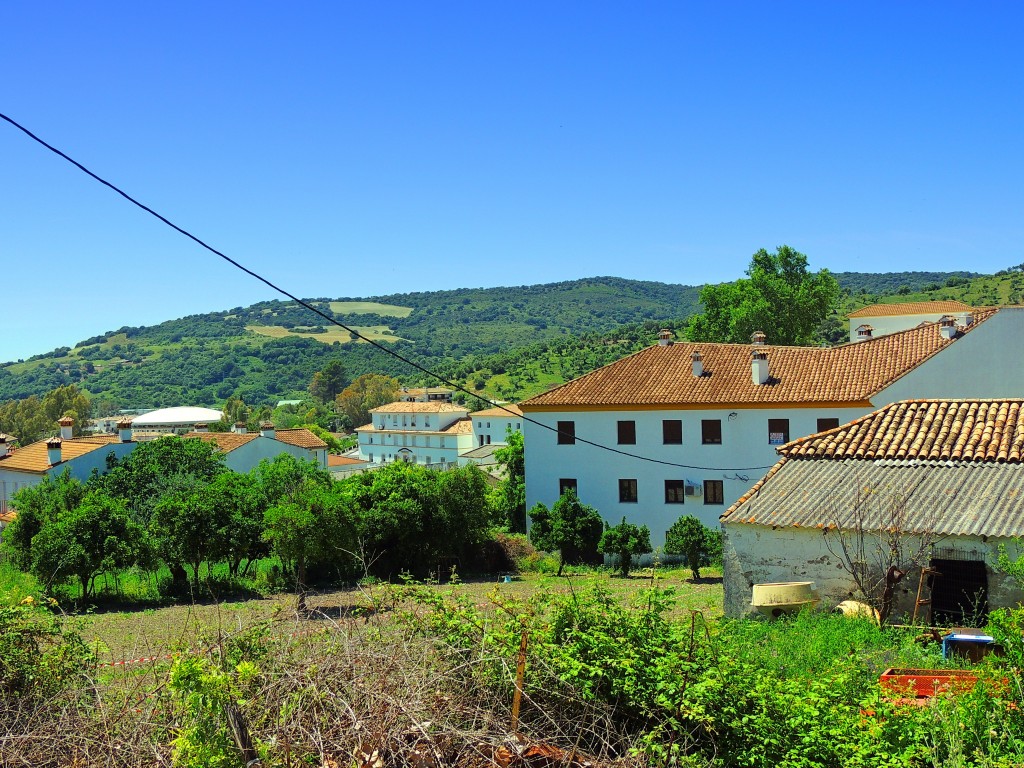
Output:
0 111 775 472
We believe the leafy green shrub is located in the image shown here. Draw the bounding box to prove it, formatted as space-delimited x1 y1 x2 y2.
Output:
598 517 652 577
0 598 93 700
664 515 719 579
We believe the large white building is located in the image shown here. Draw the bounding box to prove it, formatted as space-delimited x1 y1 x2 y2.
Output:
181 424 329 473
356 402 475 467
129 406 224 438
520 309 1024 545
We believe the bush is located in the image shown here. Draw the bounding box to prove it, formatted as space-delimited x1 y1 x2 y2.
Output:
0 598 93 700
598 517 651 577
664 515 719 579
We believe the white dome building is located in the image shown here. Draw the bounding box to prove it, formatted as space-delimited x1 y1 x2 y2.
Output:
130 406 224 438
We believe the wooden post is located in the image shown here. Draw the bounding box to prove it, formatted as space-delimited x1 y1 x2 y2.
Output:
511 628 528 732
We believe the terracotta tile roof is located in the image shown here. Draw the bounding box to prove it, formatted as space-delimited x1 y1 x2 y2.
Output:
441 418 474 435
847 300 973 319
720 456 1024 537
0 510 18 525
274 428 328 450
520 312 995 410
328 454 365 467
781 399 1024 463
181 431 260 453
0 434 121 474
470 403 523 418
371 402 469 414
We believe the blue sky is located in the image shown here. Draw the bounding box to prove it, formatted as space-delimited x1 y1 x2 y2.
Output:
2 2 1022 362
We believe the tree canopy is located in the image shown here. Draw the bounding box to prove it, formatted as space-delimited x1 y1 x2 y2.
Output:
686 246 840 346
528 490 604 576
335 374 399 428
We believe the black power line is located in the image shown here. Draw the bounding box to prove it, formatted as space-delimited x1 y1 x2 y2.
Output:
0 111 775 473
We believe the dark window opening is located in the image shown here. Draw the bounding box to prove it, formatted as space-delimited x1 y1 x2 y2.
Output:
701 419 722 444
768 418 790 445
559 478 578 496
929 559 989 625
665 480 685 504
557 420 576 445
617 420 636 445
663 419 682 444
619 478 638 503
704 480 724 505
816 417 840 433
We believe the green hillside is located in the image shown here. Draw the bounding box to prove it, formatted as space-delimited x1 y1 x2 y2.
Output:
0 270 997 410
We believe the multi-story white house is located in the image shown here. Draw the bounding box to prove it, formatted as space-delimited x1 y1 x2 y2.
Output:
847 300 974 342
520 309 1024 545
469 403 523 449
356 402 474 467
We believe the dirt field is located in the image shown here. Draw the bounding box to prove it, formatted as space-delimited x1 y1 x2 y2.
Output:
80 569 722 663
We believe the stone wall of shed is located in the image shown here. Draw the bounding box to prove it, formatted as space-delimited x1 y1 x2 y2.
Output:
723 525 1024 621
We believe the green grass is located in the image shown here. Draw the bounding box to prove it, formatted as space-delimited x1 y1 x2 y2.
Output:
329 300 413 317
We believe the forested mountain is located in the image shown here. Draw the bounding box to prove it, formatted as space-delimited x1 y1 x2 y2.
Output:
0 270 1002 410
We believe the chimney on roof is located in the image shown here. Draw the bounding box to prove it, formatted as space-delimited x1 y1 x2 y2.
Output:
939 315 957 340
46 437 62 466
194 423 209 433
58 416 74 440
117 419 133 443
963 311 974 327
855 324 874 342
691 350 704 377
751 330 766 346
752 348 769 385
233 422 247 435
260 422 275 439
0 434 9 459
658 329 674 346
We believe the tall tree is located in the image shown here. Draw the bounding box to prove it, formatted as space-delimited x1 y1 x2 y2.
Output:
335 374 399 428
42 385 92 435
308 360 348 404
0 395 56 446
2 471 87 571
493 429 526 533
686 245 840 346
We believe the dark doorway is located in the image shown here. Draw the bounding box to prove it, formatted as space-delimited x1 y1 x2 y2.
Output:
930 559 989 625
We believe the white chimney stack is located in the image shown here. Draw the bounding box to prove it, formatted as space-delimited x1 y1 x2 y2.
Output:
117 419 133 443
751 330 767 346
691 350 704 377
233 422 247 435
260 422 275 439
752 349 770 385
855 324 874 342
963 312 974 327
46 437 62 465
658 329 674 346
58 416 74 440
939 315 957 340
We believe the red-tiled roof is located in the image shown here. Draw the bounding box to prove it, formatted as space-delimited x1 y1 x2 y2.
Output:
274 428 328 450
181 432 259 453
781 399 1024 463
371 402 469 414
520 312 995 410
0 434 121 474
471 403 523 418
847 300 973 318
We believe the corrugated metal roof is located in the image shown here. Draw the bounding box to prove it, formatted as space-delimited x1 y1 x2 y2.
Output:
722 458 1024 538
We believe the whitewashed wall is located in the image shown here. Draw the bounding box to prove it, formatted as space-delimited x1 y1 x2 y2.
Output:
878 309 1024 402
847 311 970 341
722 523 1024 619
523 405 867 542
